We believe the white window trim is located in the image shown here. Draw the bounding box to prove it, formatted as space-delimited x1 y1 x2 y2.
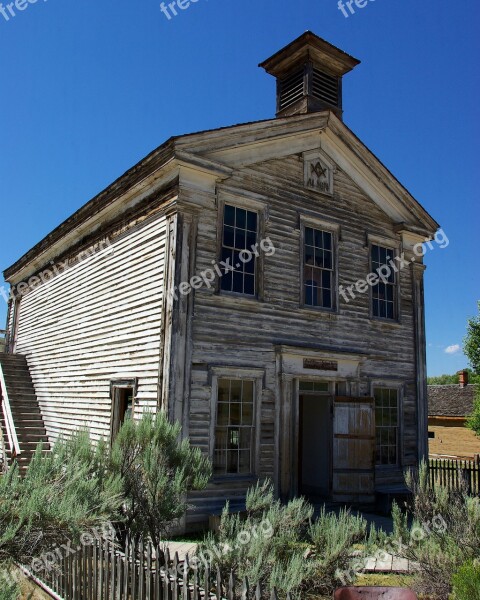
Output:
209 367 264 479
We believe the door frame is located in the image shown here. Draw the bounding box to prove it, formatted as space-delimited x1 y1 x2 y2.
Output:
292 378 345 497
297 390 333 497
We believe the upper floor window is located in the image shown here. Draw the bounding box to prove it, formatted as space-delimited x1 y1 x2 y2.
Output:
371 244 397 320
221 204 258 296
214 379 255 475
374 387 399 466
303 227 335 310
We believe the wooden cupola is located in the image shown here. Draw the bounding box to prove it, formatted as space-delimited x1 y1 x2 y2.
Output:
259 31 360 120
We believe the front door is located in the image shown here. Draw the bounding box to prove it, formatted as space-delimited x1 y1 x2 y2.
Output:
299 394 332 497
332 397 375 503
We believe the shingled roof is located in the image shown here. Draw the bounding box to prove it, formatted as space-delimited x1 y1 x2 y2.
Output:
428 384 478 418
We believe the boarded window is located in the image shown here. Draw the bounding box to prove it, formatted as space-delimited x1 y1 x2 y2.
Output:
374 388 399 466
371 244 397 320
221 204 258 296
214 379 255 475
304 227 335 309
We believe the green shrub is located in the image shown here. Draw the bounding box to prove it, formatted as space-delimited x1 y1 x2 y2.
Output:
309 506 367 591
390 461 480 600
0 572 19 600
0 431 122 566
452 561 480 600
196 480 369 599
109 411 212 545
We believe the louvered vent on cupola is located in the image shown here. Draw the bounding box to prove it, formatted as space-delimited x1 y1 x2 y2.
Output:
259 31 360 120
278 69 305 112
311 68 339 107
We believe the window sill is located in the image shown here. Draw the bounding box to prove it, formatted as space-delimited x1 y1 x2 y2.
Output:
375 464 400 471
370 317 403 328
299 306 338 319
212 292 263 308
211 474 257 484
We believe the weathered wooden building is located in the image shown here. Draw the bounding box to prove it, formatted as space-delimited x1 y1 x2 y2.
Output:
0 33 439 525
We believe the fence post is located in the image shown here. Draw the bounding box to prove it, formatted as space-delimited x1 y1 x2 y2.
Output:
241 577 249 600
228 570 235 600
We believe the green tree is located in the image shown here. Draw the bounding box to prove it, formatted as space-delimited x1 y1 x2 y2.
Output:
427 369 480 386
109 411 212 546
464 301 480 375
467 388 480 437
0 431 123 600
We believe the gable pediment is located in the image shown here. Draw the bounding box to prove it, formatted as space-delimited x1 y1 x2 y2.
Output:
178 112 438 235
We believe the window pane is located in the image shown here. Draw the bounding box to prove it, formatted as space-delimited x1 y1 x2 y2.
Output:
244 275 255 296
224 205 235 226
235 228 246 250
230 403 241 426
243 381 254 402
218 380 230 401
236 208 246 229
224 226 235 247
231 380 242 401
247 212 257 232
217 403 229 426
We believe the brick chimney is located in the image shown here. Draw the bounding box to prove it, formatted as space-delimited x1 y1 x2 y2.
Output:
458 370 469 387
259 31 360 120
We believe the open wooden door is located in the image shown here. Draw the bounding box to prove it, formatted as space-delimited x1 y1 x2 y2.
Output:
332 397 375 504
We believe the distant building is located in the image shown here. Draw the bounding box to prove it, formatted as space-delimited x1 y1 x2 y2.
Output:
428 370 480 459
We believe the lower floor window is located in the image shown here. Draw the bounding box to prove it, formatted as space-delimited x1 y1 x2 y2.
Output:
214 379 254 475
374 387 399 466
110 380 136 442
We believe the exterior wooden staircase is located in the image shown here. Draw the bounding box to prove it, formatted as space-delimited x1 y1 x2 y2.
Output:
0 353 49 472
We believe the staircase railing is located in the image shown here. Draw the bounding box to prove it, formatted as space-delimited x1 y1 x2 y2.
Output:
0 363 21 458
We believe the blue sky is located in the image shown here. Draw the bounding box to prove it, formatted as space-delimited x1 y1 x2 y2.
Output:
0 0 478 375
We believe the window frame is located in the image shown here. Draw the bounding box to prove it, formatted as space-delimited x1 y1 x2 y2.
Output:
299 215 339 313
216 194 267 302
371 383 402 469
368 238 401 322
209 367 263 480
110 378 138 443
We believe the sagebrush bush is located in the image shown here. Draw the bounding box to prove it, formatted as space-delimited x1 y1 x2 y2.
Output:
451 561 480 600
195 480 369 599
109 411 212 545
309 506 367 592
0 572 19 600
390 461 480 600
0 431 122 566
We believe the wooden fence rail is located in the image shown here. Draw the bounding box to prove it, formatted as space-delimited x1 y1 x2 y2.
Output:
429 456 480 495
30 536 283 600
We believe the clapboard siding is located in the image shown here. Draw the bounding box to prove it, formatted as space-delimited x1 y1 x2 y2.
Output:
13 212 168 442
